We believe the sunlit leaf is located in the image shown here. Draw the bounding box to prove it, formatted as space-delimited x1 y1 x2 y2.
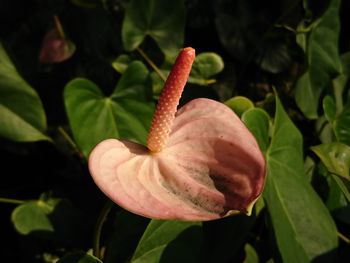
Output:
64 61 154 157
0 42 50 142
244 94 338 262
122 0 185 58
295 0 341 119
131 220 202 263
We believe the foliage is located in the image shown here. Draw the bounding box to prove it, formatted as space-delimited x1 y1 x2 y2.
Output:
1 0 350 262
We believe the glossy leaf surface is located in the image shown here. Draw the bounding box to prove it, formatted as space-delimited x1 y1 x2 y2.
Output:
131 220 202 263
0 43 49 142
122 0 185 58
245 95 338 262
64 61 154 157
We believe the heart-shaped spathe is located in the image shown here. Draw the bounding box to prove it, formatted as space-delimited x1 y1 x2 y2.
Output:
89 47 266 221
89 98 266 221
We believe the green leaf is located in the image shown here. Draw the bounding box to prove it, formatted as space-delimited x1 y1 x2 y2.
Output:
244 244 259 263
131 220 202 263
295 0 341 119
333 52 350 111
11 197 57 235
104 210 149 263
330 174 350 203
57 252 102 263
326 173 348 211
190 52 224 83
334 99 350 146
260 95 338 262
225 96 254 117
241 108 270 153
311 142 350 178
311 142 350 202
0 42 50 142
111 54 132 74
64 61 155 157
11 193 88 245
122 0 185 58
323 95 336 123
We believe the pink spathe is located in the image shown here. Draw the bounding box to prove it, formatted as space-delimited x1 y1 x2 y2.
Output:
88 47 266 221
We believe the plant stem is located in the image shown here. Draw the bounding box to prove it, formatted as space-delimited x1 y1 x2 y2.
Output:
58 126 83 157
136 47 167 82
92 200 114 259
54 15 66 39
338 231 350 244
0 197 25 205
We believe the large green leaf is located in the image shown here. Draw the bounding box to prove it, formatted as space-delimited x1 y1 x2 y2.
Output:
64 61 155 157
295 0 341 119
246 95 338 262
0 42 50 142
122 0 185 58
131 220 202 263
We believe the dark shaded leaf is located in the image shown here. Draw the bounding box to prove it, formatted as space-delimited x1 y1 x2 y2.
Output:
122 0 185 58
295 0 341 119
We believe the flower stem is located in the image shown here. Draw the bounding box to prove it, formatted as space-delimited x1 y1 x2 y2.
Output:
54 15 66 39
338 231 350 244
58 126 83 158
0 197 25 205
92 200 114 259
147 47 195 153
136 47 167 82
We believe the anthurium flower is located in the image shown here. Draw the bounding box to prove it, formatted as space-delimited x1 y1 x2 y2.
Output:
89 47 266 221
39 15 76 64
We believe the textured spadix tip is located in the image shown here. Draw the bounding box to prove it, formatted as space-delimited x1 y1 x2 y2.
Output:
147 47 196 153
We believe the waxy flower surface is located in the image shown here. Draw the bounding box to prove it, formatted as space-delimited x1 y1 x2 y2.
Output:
89 47 266 221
